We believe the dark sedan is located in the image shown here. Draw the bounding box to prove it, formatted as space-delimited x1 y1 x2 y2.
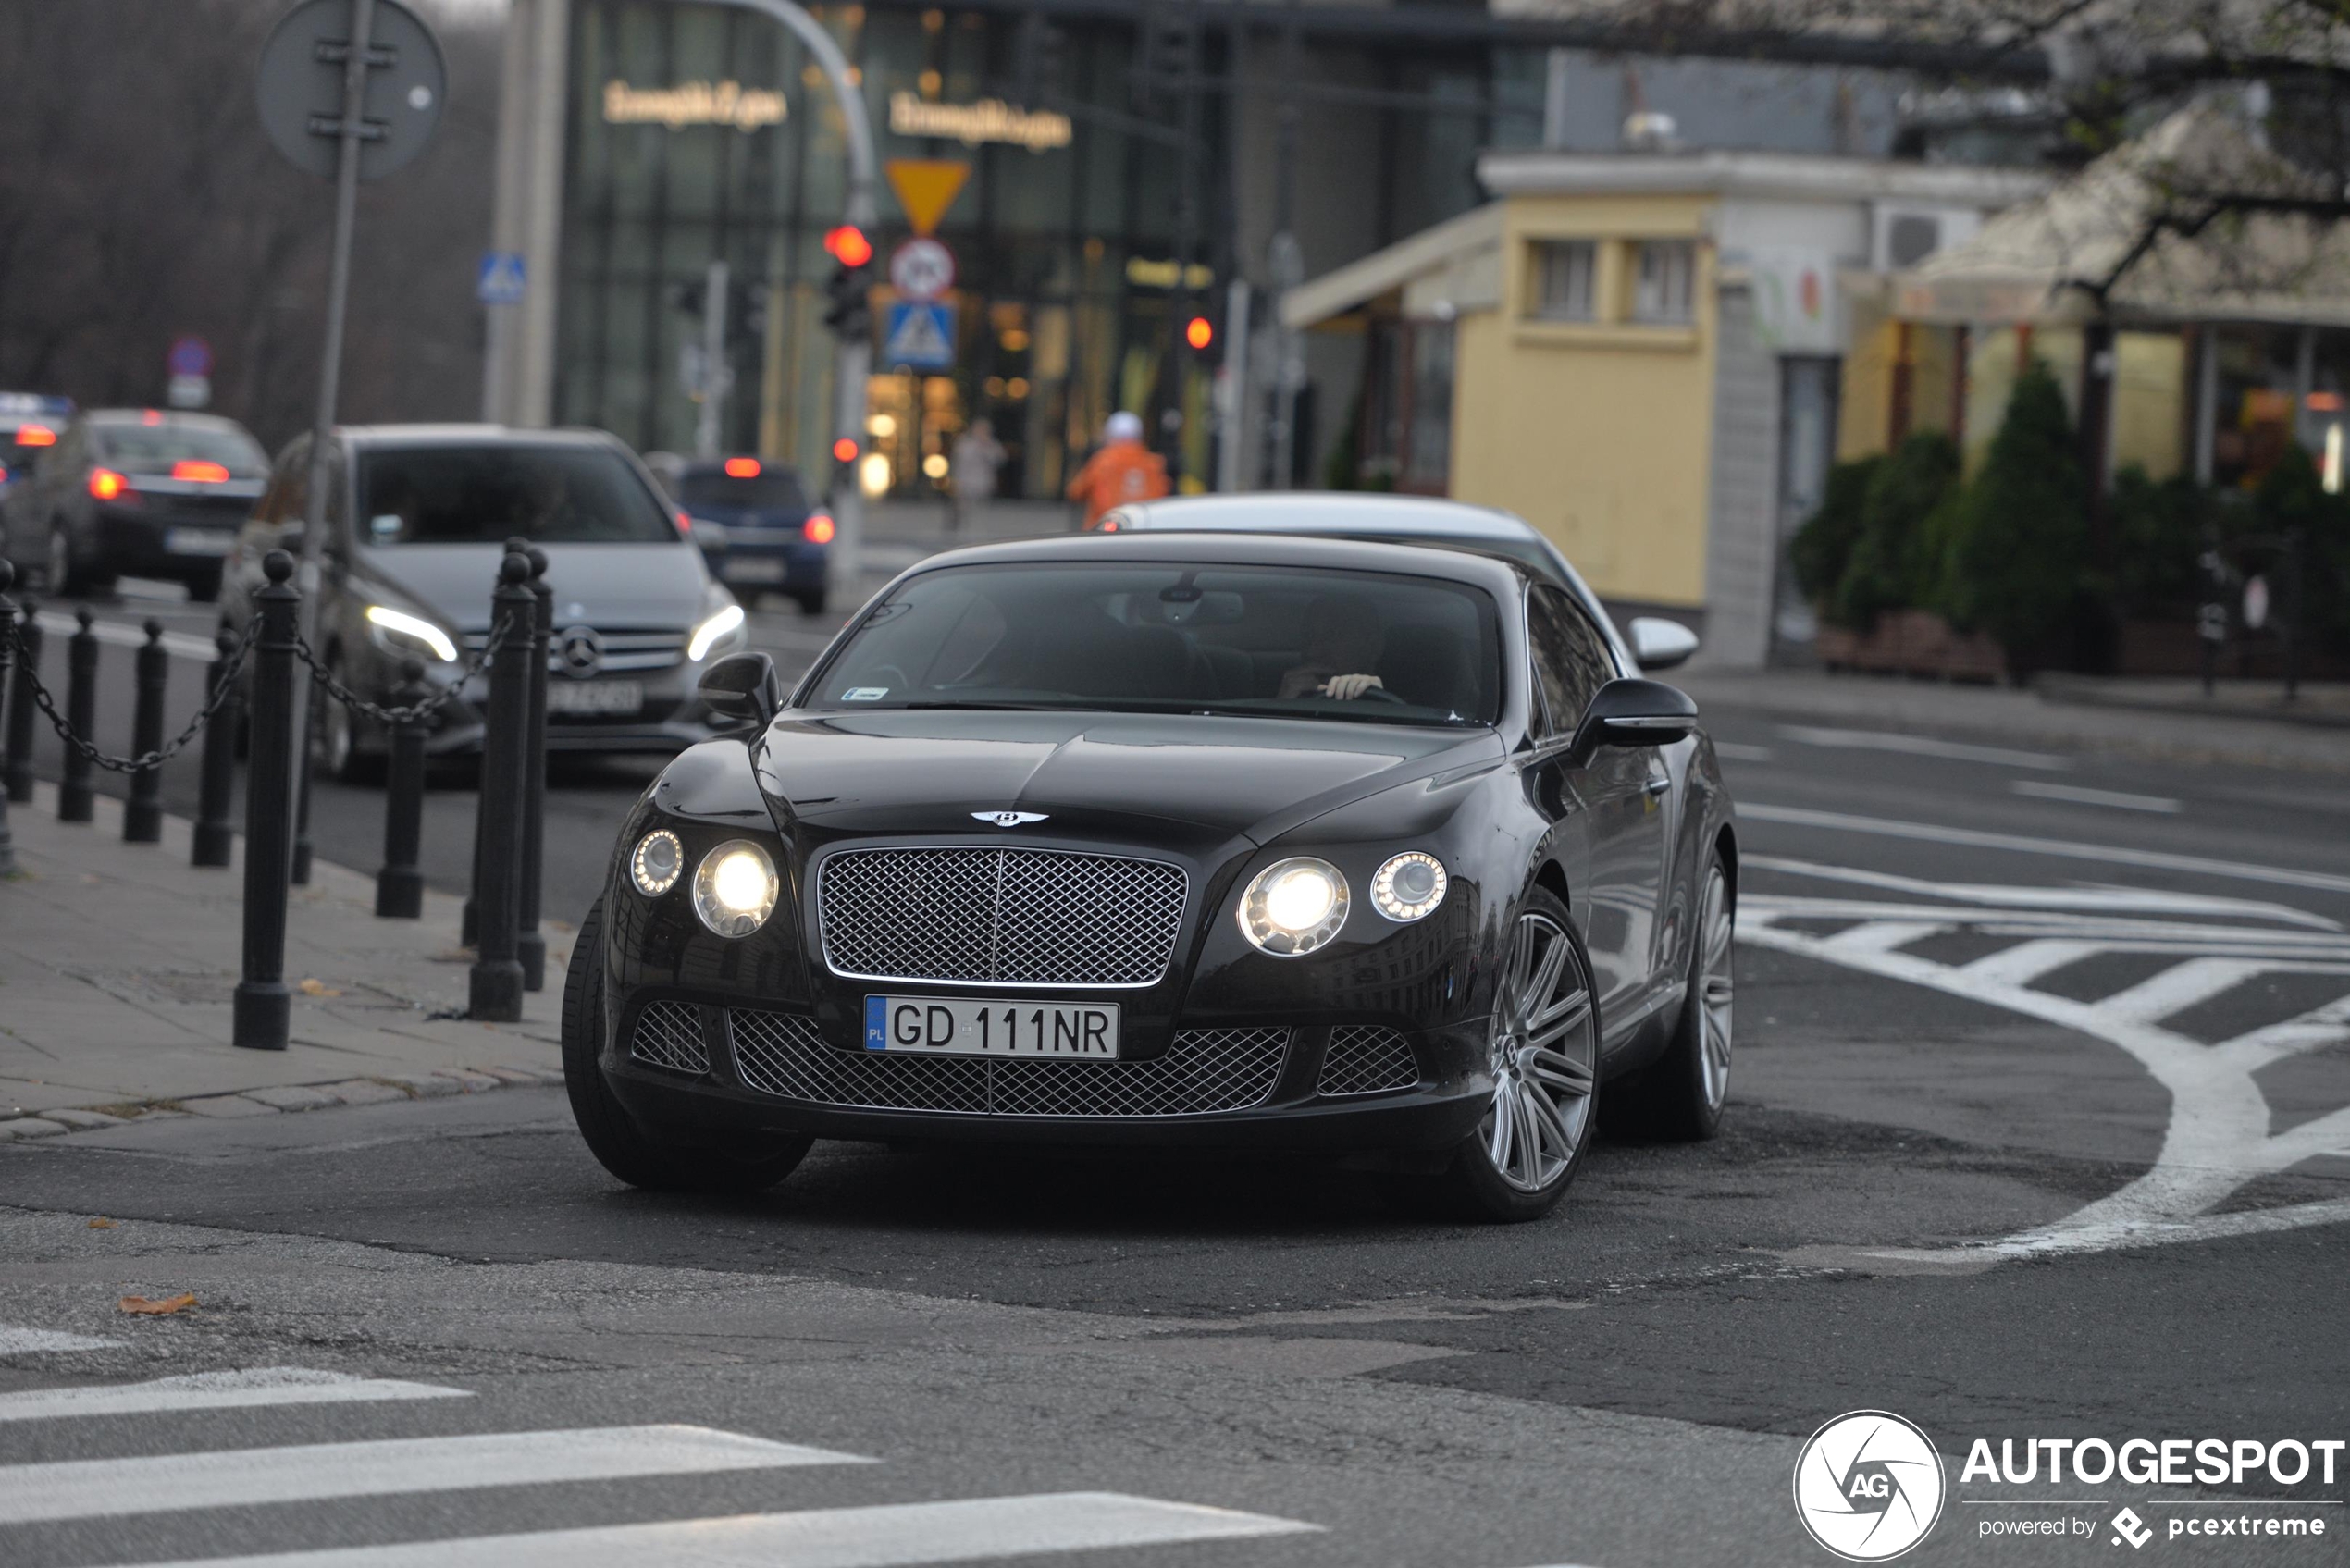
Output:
563 531 1738 1221
674 456 833 614
1 408 266 600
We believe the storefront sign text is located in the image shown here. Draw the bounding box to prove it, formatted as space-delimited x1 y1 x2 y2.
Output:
604 80 786 132
889 93 1071 152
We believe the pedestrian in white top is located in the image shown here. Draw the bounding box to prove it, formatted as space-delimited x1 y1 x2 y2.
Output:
948 418 1006 533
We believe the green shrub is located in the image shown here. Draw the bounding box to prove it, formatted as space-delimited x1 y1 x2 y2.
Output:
1834 431 1961 628
2109 464 2211 618
2256 442 2350 656
1788 455 1881 624
1940 361 2089 672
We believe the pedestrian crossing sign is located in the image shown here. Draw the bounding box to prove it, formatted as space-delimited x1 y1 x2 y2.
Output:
882 301 957 369
476 251 526 306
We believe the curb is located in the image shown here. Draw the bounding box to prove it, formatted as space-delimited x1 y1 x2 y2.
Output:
0 1066 563 1144
2035 675 2350 731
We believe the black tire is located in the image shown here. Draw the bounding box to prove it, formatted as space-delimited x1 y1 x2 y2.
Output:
1609 849 1733 1142
46 520 88 597
1441 886 1602 1222
793 588 828 616
562 897 812 1193
186 565 222 603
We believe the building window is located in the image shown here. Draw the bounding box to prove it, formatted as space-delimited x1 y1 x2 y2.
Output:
1530 241 1596 321
1633 240 1696 324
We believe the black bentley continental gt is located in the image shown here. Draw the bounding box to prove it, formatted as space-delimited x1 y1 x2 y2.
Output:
563 531 1737 1219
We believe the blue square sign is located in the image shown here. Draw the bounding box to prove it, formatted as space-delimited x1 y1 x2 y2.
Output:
882 301 957 369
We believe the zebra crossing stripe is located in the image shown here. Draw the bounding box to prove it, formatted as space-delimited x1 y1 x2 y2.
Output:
0 1367 468 1424
0 1423 870 1525
117 1491 1321 1568
0 1326 125 1354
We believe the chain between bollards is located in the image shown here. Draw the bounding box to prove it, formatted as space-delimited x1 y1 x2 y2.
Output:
469 551 535 1020
4 595 35 806
57 608 98 822
234 550 303 1052
192 626 242 868
516 546 551 991
123 620 168 844
377 657 430 919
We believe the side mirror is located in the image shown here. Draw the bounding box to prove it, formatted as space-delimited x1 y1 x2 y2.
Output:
1628 616 1700 673
1568 677 1698 764
699 651 782 731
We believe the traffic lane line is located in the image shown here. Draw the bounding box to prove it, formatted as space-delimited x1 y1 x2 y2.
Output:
0 1367 468 1424
0 1424 871 1525
2012 780 2183 815
117 1492 1320 1568
1738 802 2350 895
1775 723 2071 771
33 608 216 661
0 1326 124 1355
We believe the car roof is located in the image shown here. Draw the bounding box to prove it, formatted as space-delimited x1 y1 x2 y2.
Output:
85 409 253 434
336 424 631 451
1107 492 1540 541
900 527 1530 597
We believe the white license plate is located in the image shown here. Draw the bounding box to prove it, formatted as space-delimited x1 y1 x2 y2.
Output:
165 528 232 555
726 559 786 583
862 995 1121 1059
546 680 643 716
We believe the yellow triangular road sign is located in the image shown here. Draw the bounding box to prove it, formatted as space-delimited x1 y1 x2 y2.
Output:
885 159 971 238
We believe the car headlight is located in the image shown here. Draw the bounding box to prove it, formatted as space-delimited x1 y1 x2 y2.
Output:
1370 851 1448 922
631 829 684 896
1237 857 1350 957
693 838 777 937
364 604 458 663
688 602 747 661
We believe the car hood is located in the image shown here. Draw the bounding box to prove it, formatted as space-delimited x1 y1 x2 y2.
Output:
753 710 1505 848
356 543 708 631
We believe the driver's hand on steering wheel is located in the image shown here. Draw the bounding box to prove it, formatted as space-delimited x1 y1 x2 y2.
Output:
1319 673 1384 700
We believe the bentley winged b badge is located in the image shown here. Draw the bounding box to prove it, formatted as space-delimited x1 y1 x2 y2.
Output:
972 810 1050 827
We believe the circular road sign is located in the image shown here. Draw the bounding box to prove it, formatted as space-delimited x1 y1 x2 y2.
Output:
167 335 213 379
889 238 956 302
256 0 447 182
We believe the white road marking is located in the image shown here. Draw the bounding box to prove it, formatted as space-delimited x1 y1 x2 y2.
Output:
2012 780 2183 814
0 1424 870 1525
1745 856 2344 930
1742 880 2350 1263
1738 803 2350 895
0 1326 125 1354
1776 725 2070 771
118 1492 1319 1568
1710 741 1774 763
0 1367 468 1424
34 609 216 661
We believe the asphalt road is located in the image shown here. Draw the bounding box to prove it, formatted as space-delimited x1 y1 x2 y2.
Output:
5 585 2348 1565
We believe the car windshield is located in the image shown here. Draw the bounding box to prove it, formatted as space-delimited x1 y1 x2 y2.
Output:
92 423 267 477
810 562 1501 726
356 444 680 546
678 467 808 512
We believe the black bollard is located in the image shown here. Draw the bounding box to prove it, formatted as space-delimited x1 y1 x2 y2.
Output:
516 547 552 991
468 553 533 1020
4 595 35 805
123 620 168 843
57 607 98 822
0 562 16 877
233 551 302 1052
464 536 533 948
192 625 241 868
377 657 429 919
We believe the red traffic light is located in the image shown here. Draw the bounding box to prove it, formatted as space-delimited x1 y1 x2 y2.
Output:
824 225 873 268
833 436 859 463
1184 315 1213 352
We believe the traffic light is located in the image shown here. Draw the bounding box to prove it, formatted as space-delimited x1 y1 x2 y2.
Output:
822 225 873 340
1184 315 1214 352
831 435 861 495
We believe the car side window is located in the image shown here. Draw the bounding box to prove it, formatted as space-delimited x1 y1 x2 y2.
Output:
1527 585 1614 741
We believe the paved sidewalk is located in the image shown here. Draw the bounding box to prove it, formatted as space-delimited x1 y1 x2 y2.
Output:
0 785 563 1135
1676 667 2350 772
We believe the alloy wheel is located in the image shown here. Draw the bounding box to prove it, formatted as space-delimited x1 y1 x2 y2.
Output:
1697 862 1734 1111
1478 910 1598 1192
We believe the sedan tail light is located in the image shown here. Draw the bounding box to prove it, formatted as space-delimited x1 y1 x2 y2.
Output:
802 512 835 544
171 460 230 482
89 467 132 502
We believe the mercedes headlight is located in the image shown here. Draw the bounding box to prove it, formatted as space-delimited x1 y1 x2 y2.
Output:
1370 852 1448 922
688 602 747 661
693 839 777 937
364 604 458 663
1238 857 1350 957
630 829 684 896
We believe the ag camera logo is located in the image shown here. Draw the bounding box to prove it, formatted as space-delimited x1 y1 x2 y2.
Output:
1793 1411 1948 1562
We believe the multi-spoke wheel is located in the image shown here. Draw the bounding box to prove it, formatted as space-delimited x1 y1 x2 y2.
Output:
1447 887 1599 1221
1614 848 1734 1141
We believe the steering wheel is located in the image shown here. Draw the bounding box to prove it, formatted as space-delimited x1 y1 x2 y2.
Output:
1351 684 1411 706
863 664 911 692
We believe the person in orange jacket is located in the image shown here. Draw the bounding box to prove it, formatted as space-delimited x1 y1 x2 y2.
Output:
1066 411 1169 528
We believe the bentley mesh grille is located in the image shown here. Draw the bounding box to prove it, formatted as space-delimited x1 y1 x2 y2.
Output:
1316 1025 1420 1097
819 846 1188 987
728 1010 1287 1117
629 1000 710 1075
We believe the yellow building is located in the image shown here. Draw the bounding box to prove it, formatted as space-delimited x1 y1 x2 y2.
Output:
1285 151 2043 666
